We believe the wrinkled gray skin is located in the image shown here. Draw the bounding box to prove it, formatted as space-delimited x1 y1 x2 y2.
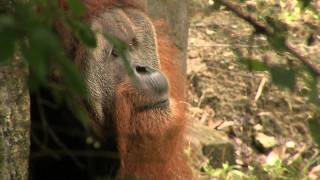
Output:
75 8 169 128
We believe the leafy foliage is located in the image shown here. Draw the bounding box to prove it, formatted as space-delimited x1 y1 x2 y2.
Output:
239 58 297 90
202 158 316 180
202 163 250 179
0 0 101 134
104 32 136 79
224 0 320 146
0 0 136 133
213 0 320 178
0 0 92 92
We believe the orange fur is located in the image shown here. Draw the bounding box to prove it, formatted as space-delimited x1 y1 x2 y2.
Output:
112 20 192 180
58 0 192 179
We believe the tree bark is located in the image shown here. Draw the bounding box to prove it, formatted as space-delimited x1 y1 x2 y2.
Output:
0 0 31 179
0 56 30 180
146 0 190 73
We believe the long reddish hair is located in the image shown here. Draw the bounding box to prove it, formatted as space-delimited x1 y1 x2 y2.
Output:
58 0 192 179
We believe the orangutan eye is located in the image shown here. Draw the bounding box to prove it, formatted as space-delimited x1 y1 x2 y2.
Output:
111 48 119 58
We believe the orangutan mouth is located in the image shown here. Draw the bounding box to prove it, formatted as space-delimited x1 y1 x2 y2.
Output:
138 99 170 111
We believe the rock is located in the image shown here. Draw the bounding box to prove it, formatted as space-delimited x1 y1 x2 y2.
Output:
265 151 281 166
205 29 215 35
202 142 235 168
254 133 277 152
186 121 235 169
285 141 296 149
309 165 320 180
253 124 263 131
216 121 235 131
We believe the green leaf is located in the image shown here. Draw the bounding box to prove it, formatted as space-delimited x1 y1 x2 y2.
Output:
29 28 60 53
67 0 86 17
22 45 47 86
265 17 288 33
265 17 288 52
72 21 97 48
104 32 128 54
239 58 268 71
104 32 136 78
0 33 16 64
308 118 320 147
267 35 287 52
269 65 296 90
58 58 87 97
0 16 16 64
22 28 59 86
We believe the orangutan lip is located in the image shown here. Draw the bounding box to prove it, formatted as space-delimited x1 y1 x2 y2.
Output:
138 99 169 111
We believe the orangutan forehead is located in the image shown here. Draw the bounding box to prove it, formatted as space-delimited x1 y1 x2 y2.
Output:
91 8 155 44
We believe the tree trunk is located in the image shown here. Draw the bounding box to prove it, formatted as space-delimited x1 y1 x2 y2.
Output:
146 0 190 73
0 0 31 179
0 56 30 180
0 1 189 180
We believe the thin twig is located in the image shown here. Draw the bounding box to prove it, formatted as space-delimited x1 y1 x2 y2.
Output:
35 93 84 168
254 75 267 102
215 0 320 76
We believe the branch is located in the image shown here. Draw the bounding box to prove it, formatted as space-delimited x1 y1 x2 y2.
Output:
215 0 320 76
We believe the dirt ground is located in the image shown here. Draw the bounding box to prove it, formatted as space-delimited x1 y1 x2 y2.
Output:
187 1 319 178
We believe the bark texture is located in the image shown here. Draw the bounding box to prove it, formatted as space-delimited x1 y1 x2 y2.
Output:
146 0 190 73
0 56 30 180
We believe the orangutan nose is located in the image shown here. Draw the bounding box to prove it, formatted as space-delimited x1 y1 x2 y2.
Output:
133 64 169 97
